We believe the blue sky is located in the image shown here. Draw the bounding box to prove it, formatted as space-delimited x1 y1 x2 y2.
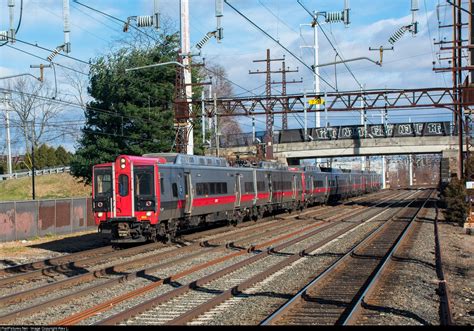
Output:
0 0 460 153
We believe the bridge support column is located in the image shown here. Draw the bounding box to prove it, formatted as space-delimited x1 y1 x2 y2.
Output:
409 154 413 186
382 155 386 189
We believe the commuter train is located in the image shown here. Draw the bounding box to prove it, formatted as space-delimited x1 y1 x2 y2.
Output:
92 153 381 243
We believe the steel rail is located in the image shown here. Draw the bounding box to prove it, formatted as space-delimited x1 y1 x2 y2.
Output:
48 196 375 326
94 191 409 325
0 216 323 325
0 201 325 288
0 241 163 288
0 245 114 278
0 191 390 325
260 189 428 325
73 220 334 325
165 192 414 325
98 221 346 325
342 190 435 325
434 201 454 325
0 212 311 310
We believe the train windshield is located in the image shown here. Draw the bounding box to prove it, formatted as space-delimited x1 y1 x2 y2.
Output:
94 167 112 197
134 166 154 197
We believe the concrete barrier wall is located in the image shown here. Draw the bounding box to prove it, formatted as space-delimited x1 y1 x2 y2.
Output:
0 197 96 243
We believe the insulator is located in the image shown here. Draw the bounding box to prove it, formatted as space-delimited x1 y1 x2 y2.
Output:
388 26 409 45
0 31 8 41
196 32 215 50
47 46 64 62
411 0 419 11
136 15 154 27
325 11 344 23
215 0 223 17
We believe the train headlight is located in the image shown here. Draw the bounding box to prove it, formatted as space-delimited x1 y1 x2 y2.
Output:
145 201 152 207
120 158 126 168
98 212 103 217
97 202 103 208
146 211 152 217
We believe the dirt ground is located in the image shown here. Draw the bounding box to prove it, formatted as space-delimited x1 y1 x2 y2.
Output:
438 220 474 325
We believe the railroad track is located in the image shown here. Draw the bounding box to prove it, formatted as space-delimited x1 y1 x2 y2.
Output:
261 189 433 325
0 189 390 290
0 192 381 325
0 189 397 325
51 190 409 325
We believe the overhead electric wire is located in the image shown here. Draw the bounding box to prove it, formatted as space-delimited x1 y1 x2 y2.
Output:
224 0 336 91
72 0 162 44
0 86 174 128
6 45 89 76
12 37 92 66
257 0 335 87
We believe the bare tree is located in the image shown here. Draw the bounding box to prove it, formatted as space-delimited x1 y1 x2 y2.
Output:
203 63 242 146
61 63 90 108
8 77 64 157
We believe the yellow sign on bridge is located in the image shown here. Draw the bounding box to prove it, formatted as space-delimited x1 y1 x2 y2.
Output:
308 97 325 105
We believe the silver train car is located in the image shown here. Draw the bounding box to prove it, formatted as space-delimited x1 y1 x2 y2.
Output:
92 153 381 243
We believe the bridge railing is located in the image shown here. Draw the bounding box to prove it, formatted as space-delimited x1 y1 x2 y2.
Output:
0 166 71 181
220 121 456 148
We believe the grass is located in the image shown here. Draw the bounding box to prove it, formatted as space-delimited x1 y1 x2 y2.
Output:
1 246 27 254
0 173 92 201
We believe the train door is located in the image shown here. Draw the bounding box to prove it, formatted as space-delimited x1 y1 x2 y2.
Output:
325 176 329 200
184 171 194 214
235 174 242 208
309 175 314 199
292 174 297 200
252 169 258 205
267 173 273 203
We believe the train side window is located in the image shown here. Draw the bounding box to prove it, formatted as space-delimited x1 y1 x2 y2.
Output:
160 178 164 194
172 183 178 198
196 183 203 196
244 182 253 193
222 183 228 194
118 174 129 196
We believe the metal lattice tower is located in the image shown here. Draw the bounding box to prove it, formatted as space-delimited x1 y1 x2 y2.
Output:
173 52 189 154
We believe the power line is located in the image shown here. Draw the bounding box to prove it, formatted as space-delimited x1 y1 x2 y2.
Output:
72 0 161 44
224 0 336 91
5 45 89 76
12 37 92 66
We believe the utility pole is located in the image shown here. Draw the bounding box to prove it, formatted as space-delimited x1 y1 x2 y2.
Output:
1 92 12 175
433 0 467 179
300 20 321 128
457 0 464 178
180 0 193 155
271 58 302 130
249 49 284 159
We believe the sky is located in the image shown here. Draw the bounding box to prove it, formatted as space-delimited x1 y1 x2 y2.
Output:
0 0 462 153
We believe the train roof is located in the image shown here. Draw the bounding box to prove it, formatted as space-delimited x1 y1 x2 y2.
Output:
142 153 229 167
258 161 288 170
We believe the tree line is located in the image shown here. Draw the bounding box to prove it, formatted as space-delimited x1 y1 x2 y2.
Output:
0 144 72 174
3 23 240 183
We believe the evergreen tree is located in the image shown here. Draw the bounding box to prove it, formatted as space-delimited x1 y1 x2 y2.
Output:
441 177 468 226
71 33 184 183
55 146 72 166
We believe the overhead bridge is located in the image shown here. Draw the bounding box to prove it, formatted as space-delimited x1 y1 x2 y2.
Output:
209 121 460 161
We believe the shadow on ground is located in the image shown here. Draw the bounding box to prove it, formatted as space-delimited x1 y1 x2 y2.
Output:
28 232 110 253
